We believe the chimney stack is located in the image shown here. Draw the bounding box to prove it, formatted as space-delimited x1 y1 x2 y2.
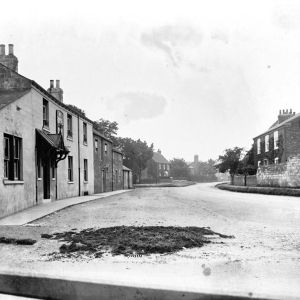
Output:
157 149 162 154
47 79 63 102
0 44 5 56
8 44 14 55
278 108 295 124
0 44 18 72
194 154 199 164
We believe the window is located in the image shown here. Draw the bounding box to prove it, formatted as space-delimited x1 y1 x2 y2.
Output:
3 134 22 180
84 159 88 181
95 139 98 152
56 110 64 136
274 131 278 149
104 143 108 155
67 114 73 138
258 160 261 167
274 157 279 164
265 135 269 152
83 122 87 144
68 156 73 182
257 138 261 154
43 99 49 128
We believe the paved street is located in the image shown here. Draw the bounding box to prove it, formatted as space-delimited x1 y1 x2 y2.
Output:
0 183 300 299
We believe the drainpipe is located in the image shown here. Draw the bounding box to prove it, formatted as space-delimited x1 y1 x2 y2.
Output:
35 146 38 204
111 147 114 191
77 115 81 196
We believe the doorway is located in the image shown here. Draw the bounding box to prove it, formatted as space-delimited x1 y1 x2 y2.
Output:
102 169 106 193
43 161 50 199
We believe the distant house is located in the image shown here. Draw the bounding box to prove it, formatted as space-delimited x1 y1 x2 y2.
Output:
253 109 300 167
141 150 170 183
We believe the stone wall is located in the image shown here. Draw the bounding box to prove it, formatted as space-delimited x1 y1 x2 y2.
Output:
233 175 257 187
257 156 300 187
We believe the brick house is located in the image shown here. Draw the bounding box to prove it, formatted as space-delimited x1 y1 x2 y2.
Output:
141 150 170 183
253 109 300 168
0 44 96 218
113 149 123 191
93 130 113 193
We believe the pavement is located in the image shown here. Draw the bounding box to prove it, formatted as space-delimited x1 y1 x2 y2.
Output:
0 189 132 226
0 183 299 299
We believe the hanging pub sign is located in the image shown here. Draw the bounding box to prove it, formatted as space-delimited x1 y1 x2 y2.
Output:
56 110 64 136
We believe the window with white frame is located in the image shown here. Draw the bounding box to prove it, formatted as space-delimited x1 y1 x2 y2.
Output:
84 159 88 181
274 157 279 164
257 138 261 154
95 138 98 152
258 160 261 167
3 134 22 180
67 114 73 138
68 156 73 182
265 135 269 152
83 122 87 144
274 131 278 149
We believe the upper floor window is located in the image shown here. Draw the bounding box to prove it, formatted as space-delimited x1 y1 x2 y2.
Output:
95 138 98 152
43 99 49 128
3 134 22 180
67 114 73 138
83 122 87 144
265 135 269 152
56 110 64 136
257 138 261 154
258 160 261 167
274 131 278 149
104 143 108 155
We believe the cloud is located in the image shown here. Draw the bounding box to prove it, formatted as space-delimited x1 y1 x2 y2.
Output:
210 30 229 44
104 92 168 123
141 25 202 67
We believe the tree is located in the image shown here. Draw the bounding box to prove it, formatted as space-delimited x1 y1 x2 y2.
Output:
66 104 86 117
237 145 257 185
170 158 189 179
117 138 153 183
217 147 244 184
93 118 119 146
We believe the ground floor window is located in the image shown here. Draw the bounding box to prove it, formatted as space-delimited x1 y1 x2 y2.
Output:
3 134 22 180
68 156 73 181
84 159 88 181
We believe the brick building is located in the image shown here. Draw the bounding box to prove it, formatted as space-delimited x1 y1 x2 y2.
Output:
253 109 300 168
113 149 123 191
141 150 170 183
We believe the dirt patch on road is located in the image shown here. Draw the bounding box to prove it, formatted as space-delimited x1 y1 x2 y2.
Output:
42 226 233 259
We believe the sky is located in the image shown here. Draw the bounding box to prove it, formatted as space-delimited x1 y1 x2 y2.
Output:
1 0 300 162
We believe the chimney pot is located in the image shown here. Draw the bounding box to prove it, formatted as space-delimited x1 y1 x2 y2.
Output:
50 80 54 88
56 80 60 89
0 44 5 56
8 44 14 55
290 109 292 114
279 109 281 115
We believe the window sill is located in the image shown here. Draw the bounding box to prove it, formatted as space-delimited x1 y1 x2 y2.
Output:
68 181 74 184
3 180 24 185
83 181 88 184
37 178 42 181
52 178 56 181
67 136 73 141
42 126 50 132
83 142 88 146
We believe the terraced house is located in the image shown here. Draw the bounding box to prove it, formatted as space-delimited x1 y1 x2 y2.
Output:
253 109 300 167
0 44 131 219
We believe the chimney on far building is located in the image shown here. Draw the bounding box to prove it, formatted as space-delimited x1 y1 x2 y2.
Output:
194 154 199 164
47 79 64 102
157 149 162 154
0 44 5 56
278 108 295 124
0 43 18 72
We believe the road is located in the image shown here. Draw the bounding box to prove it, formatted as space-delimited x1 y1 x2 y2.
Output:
0 183 299 299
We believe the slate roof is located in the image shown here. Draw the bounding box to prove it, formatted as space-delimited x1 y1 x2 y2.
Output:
93 129 112 143
253 113 300 139
36 129 69 152
152 152 169 164
0 89 31 110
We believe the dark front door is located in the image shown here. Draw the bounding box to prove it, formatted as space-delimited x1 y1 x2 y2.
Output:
43 161 50 199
